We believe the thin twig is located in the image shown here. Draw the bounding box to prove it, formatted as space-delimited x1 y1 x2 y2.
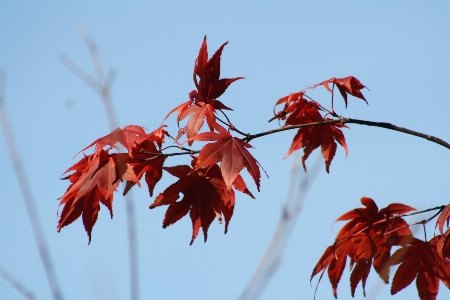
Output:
61 26 139 300
0 265 36 300
0 71 64 300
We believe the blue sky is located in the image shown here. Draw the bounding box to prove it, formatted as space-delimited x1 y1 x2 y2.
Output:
1 1 449 300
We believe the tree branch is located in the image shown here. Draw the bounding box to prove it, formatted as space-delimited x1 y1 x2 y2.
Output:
344 118 450 149
245 117 450 150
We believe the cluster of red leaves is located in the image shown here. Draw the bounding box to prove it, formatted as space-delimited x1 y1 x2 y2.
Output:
57 36 450 300
150 157 254 245
57 125 168 243
272 75 367 172
165 36 244 143
58 37 259 244
311 197 450 300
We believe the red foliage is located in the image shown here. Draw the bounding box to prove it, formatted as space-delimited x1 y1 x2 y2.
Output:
273 92 348 172
150 158 254 245
56 36 450 299
165 36 243 143
311 197 415 298
57 126 167 242
187 123 261 192
310 76 368 107
390 237 450 300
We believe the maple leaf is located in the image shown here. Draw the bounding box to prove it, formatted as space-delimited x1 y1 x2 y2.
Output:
284 115 349 173
310 76 368 107
271 91 308 122
122 134 167 197
390 236 450 300
57 150 140 243
147 125 170 149
179 98 232 142
311 197 415 298
272 96 349 173
193 36 244 100
78 125 149 157
150 159 253 245
57 123 171 243
187 123 261 192
165 37 243 142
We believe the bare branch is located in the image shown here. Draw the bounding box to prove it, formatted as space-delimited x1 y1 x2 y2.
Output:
0 71 64 300
0 265 35 300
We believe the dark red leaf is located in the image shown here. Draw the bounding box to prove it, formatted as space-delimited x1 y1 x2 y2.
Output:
311 197 415 298
310 76 368 107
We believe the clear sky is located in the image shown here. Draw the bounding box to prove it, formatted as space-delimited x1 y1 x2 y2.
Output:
1 1 449 300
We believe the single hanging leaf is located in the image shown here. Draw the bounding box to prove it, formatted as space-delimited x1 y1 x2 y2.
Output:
284 115 349 173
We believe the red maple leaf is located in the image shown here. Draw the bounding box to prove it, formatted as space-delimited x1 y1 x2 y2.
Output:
78 125 149 157
150 158 254 245
179 98 232 142
271 95 349 173
57 150 140 243
310 76 368 108
165 37 243 142
58 125 170 242
272 92 312 125
187 123 261 191
193 36 244 101
122 135 167 197
311 197 415 298
283 102 348 173
390 236 450 300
